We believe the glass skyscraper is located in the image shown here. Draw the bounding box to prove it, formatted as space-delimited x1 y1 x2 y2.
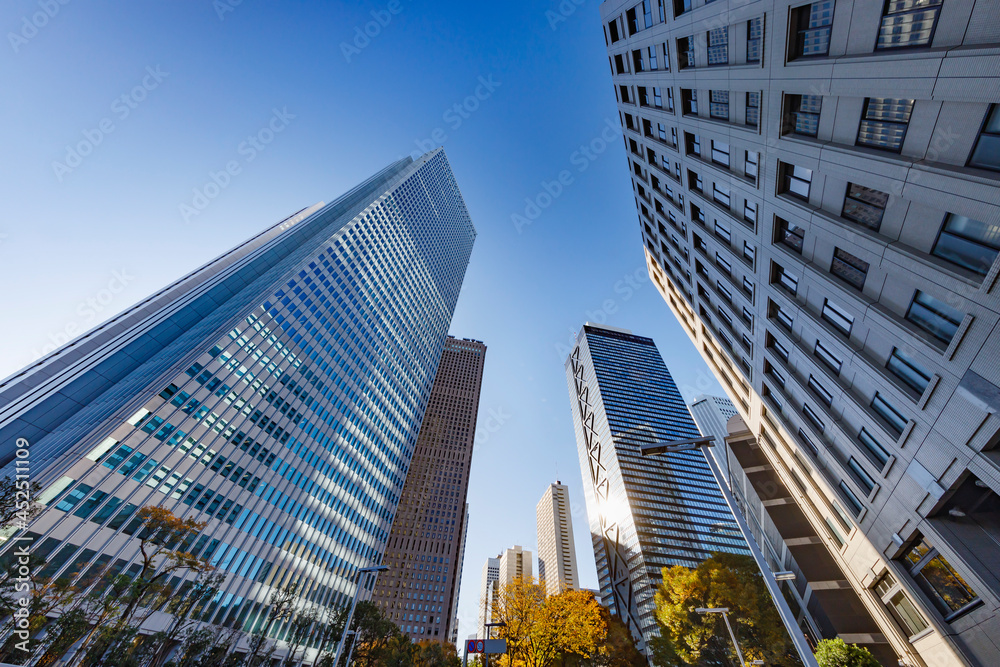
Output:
565 323 747 648
0 149 475 661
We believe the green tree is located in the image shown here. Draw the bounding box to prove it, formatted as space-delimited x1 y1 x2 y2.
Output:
348 600 404 667
814 638 880 667
653 553 801 666
413 639 461 667
592 611 645 667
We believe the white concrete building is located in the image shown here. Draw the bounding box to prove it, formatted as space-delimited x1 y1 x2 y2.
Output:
536 481 580 596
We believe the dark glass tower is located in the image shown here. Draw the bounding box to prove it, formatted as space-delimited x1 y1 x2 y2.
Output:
565 323 747 648
0 149 475 662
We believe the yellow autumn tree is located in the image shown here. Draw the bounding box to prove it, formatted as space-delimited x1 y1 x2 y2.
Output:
491 577 546 667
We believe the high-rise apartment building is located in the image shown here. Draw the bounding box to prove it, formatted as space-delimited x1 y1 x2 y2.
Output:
689 395 739 484
565 323 748 649
479 555 500 637
536 481 580 596
2 149 475 662
371 336 486 641
602 1 1000 663
498 544 533 590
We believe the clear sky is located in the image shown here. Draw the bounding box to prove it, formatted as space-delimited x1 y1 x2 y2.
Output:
0 0 724 641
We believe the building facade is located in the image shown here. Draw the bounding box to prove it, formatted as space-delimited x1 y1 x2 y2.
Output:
498 544 533 591
478 555 500 637
371 336 486 641
601 0 1000 664
536 481 580 597
691 394 835 650
565 323 748 649
4 149 475 661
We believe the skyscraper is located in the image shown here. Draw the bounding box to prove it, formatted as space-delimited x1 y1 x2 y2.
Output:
371 336 486 642
601 0 999 663
536 481 580 596
565 323 747 649
478 555 500 637
497 545 533 591
3 149 475 661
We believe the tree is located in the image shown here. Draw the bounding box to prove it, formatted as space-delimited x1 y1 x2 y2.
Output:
244 583 298 667
532 589 605 667
0 476 43 533
490 577 546 667
653 553 801 666
349 600 404 667
413 640 461 667
592 611 645 667
814 638 880 667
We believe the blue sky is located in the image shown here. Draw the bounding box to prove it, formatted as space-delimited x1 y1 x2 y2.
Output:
0 0 725 639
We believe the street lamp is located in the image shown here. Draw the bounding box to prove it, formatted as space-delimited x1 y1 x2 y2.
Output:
642 437 819 667
695 607 746 667
483 622 507 667
332 564 390 667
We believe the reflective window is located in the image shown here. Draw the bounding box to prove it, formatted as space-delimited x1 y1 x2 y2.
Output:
842 183 889 231
887 347 931 394
969 105 1000 171
857 98 914 152
900 536 980 617
747 17 763 63
877 0 942 50
790 1 834 59
932 213 1000 277
905 290 963 344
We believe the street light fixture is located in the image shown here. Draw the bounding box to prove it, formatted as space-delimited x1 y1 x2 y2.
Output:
333 564 390 667
482 622 507 667
642 437 819 667
773 571 797 582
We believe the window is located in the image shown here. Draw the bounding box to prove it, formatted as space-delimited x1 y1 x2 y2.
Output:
872 392 908 436
887 348 932 394
745 151 759 179
808 374 833 407
789 1 834 59
774 216 804 253
641 0 653 29
932 213 1000 277
848 457 876 494
772 262 799 295
746 92 760 128
632 49 645 73
802 402 825 432
657 122 667 141
608 19 621 44
822 298 854 336
842 183 889 231
857 98 914 152
770 299 793 330
714 184 731 208
716 253 732 275
686 132 701 156
742 306 754 327
678 36 694 69
766 332 789 362
747 17 763 63
710 91 730 120
714 221 731 244
765 361 786 388
647 45 658 70
689 170 703 193
742 241 755 267
874 572 929 638
814 340 842 374
831 247 869 291
673 0 692 17
665 87 674 112
682 88 697 115
779 162 812 200
839 481 865 517
786 94 822 136
858 428 890 469
877 0 942 50
799 428 819 456
969 105 1000 171
900 536 980 619
707 27 729 65
742 276 755 300
661 42 671 71
905 290 963 344
743 202 758 229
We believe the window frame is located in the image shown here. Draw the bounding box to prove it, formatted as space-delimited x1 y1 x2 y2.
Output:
856 97 915 153
842 183 889 231
968 105 1000 172
876 0 943 51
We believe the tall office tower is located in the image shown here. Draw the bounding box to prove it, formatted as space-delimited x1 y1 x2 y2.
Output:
565 323 748 649
0 149 475 660
601 1 1000 663
498 545 533 590
450 503 471 642
371 336 486 641
536 481 580 596
691 394 832 648
479 555 500 637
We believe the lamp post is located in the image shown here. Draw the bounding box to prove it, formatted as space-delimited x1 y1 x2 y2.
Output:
642 436 819 667
332 564 389 667
695 607 745 667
